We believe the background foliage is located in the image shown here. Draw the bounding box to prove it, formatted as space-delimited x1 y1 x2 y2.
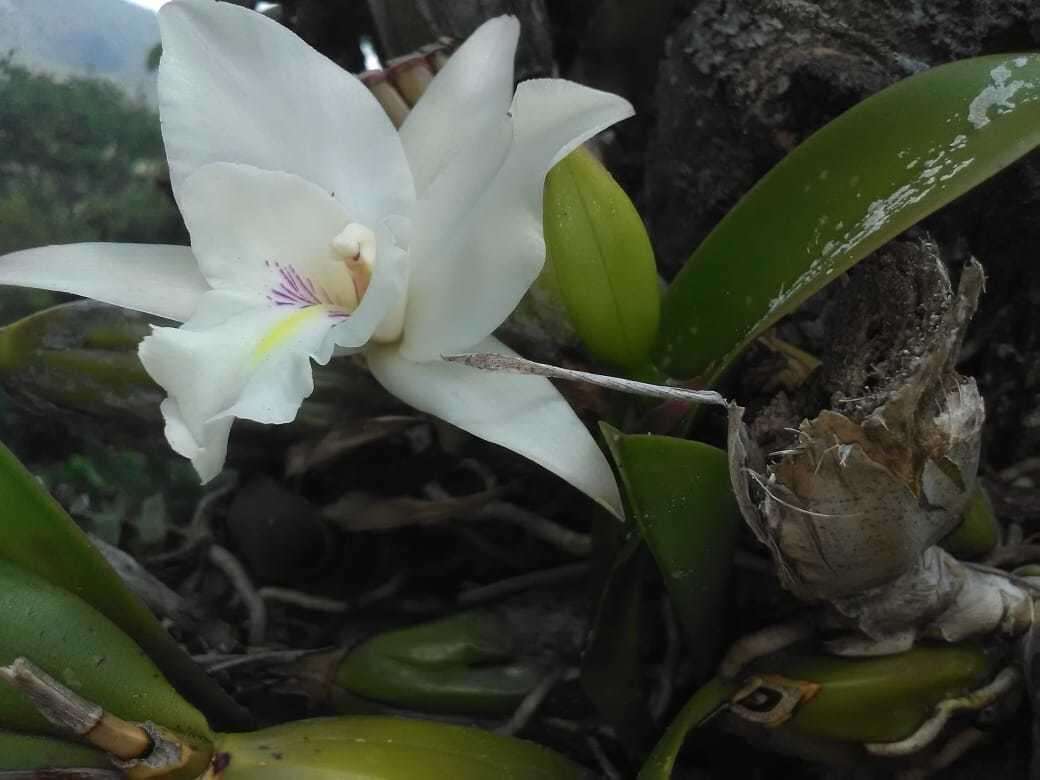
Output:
0 57 182 259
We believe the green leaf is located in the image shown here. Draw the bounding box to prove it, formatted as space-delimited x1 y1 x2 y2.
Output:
335 611 543 716
656 54 1040 382
0 440 250 729
602 427 740 672
0 730 111 770
764 644 993 744
216 716 588 779
639 644 992 778
544 146 661 370
580 537 653 746
638 676 738 780
0 300 160 420
941 486 1000 559
0 558 212 741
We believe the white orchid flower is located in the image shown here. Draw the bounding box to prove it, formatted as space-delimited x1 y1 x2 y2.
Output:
0 0 631 515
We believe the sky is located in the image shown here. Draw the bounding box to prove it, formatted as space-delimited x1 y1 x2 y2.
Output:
120 1 278 12
118 0 382 69
120 0 168 10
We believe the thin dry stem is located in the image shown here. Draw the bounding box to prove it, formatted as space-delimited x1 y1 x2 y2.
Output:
442 352 728 406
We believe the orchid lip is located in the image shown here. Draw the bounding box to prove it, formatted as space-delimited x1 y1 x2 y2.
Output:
264 260 351 319
262 220 380 319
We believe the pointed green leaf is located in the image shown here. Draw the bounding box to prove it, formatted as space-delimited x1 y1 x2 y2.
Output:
544 146 661 370
602 427 740 672
0 559 212 741
580 537 653 745
335 611 543 716
656 54 1040 382
0 440 250 728
638 676 738 780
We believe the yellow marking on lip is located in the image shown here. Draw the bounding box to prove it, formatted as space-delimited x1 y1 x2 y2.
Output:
251 306 327 365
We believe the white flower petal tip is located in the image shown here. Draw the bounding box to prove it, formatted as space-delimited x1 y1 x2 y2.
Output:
0 243 208 322
399 79 636 362
138 291 354 481
159 397 232 484
399 14 520 195
511 79 635 169
367 337 624 519
158 0 412 222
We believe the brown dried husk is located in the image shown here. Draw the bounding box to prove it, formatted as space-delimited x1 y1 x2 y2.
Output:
730 261 1032 650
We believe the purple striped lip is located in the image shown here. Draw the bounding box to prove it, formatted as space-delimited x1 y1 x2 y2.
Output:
265 260 351 319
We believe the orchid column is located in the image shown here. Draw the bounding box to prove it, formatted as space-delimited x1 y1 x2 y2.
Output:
0 0 632 516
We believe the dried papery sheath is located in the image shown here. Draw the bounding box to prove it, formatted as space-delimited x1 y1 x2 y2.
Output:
359 70 411 128
830 547 1033 651
0 657 211 775
419 38 454 72
386 53 435 105
729 256 1023 650
359 38 454 127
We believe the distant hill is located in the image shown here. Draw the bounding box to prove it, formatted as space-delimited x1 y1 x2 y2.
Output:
0 0 159 102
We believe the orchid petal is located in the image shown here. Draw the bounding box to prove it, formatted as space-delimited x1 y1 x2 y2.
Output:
179 163 350 298
399 16 519 196
158 0 413 224
160 398 233 485
367 336 622 517
0 243 207 322
178 162 407 348
139 290 358 482
400 80 635 361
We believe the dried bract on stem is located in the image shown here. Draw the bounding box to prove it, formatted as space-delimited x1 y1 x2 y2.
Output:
731 256 1032 651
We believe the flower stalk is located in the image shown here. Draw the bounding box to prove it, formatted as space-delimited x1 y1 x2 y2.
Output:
443 351 727 407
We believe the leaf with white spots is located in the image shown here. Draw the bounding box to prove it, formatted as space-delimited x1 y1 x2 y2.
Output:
657 53 1040 382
